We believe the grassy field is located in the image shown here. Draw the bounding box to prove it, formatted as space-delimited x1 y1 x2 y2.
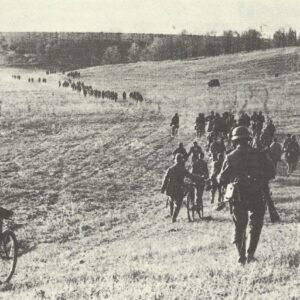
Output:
0 47 299 299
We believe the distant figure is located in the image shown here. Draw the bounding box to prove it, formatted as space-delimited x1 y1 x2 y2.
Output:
173 143 188 161
161 154 197 223
187 141 203 162
123 91 126 100
269 138 282 169
170 113 179 137
285 135 300 175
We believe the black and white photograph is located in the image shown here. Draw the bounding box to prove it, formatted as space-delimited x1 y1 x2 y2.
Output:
0 0 299 299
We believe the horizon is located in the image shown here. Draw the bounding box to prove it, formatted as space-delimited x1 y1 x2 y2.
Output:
1 0 300 38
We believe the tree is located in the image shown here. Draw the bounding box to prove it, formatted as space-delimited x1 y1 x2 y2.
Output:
273 29 286 47
287 28 297 46
102 46 121 64
241 29 262 51
127 42 141 62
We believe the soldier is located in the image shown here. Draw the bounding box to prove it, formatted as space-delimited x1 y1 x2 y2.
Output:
161 154 196 222
210 137 226 162
285 135 300 175
172 143 188 161
206 111 215 132
187 141 204 162
195 113 205 137
210 153 224 203
191 153 209 210
218 126 275 264
261 143 280 223
283 134 292 153
170 113 179 137
269 137 282 169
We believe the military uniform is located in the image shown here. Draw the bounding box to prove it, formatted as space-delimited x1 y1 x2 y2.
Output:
210 156 224 203
187 144 203 161
191 159 209 207
218 129 275 263
161 162 194 222
285 138 300 174
173 146 188 161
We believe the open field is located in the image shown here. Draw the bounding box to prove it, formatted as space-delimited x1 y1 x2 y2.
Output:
0 47 299 299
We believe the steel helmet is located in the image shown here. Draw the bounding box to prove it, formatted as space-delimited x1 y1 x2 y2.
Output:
231 126 251 141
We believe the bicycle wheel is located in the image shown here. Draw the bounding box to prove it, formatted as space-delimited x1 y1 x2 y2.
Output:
0 230 18 282
187 188 195 222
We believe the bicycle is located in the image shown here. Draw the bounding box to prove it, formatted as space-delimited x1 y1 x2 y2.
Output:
0 207 18 283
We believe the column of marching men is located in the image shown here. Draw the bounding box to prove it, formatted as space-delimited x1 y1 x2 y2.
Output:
11 71 145 104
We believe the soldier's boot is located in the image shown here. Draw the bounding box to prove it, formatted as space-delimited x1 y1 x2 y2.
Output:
172 204 180 223
247 232 261 263
236 233 246 265
211 191 215 204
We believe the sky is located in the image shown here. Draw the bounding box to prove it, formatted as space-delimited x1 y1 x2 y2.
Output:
0 0 299 37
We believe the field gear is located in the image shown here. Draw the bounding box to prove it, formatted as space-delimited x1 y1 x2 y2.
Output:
218 142 272 263
161 161 195 222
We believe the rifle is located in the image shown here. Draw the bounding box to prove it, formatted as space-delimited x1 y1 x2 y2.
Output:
263 182 280 223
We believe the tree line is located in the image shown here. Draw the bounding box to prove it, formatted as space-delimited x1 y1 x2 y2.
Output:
0 28 299 68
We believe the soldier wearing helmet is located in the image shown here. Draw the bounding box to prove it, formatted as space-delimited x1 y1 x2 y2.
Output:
161 153 196 222
218 126 275 264
172 143 188 161
187 141 204 162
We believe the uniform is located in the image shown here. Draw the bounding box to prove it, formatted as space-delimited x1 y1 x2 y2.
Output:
285 139 300 174
187 144 203 161
173 147 188 161
269 141 282 168
191 159 209 206
210 156 224 203
210 140 226 161
161 162 194 222
218 129 275 263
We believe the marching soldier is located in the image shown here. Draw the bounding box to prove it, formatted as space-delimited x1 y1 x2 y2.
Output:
218 126 275 264
187 141 204 162
191 153 209 210
173 143 188 161
161 154 196 223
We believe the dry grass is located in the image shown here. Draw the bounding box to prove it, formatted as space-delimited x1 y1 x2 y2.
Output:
0 47 299 299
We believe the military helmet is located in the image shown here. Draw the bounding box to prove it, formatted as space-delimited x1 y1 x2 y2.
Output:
231 126 251 141
175 153 185 163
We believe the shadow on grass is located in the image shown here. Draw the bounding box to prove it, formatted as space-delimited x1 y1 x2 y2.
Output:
274 177 300 187
190 216 231 223
17 239 37 257
275 207 300 223
273 195 300 204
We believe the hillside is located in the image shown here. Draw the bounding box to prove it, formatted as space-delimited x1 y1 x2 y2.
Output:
0 47 299 299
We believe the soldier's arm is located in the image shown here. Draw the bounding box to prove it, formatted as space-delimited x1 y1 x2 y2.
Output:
161 169 170 194
204 163 209 179
217 158 231 185
187 148 192 157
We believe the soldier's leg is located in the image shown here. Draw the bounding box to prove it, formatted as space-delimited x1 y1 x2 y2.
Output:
196 185 204 208
232 203 248 264
264 182 280 223
211 186 215 203
247 198 265 262
172 195 183 223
